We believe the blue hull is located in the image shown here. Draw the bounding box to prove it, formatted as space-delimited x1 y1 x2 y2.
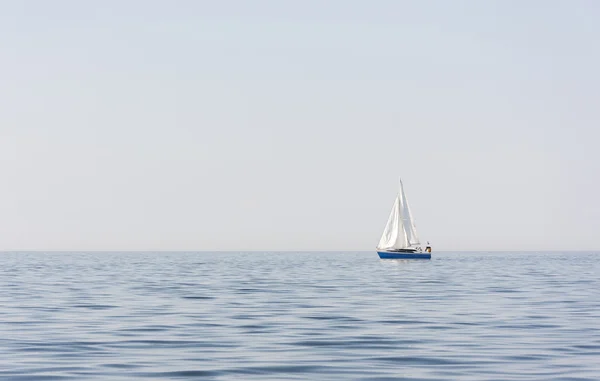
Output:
377 251 431 259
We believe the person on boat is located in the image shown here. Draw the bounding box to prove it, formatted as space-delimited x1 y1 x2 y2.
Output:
425 241 432 253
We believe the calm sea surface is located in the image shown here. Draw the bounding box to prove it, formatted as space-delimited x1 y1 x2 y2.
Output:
1 251 599 380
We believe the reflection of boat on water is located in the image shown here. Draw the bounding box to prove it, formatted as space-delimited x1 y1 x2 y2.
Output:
376 179 431 259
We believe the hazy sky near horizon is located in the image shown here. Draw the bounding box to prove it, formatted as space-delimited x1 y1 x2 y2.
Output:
1 1 598 251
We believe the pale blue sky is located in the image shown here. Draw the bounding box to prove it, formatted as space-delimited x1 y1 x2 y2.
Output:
1 1 598 251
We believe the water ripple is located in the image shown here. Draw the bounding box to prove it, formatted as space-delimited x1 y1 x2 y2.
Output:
1 251 599 380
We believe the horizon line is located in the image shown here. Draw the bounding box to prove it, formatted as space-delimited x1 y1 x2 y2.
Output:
1 250 598 253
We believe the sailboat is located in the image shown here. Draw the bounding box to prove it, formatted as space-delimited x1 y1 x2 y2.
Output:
376 179 431 259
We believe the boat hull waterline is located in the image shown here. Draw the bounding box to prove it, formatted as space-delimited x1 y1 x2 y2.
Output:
377 251 431 259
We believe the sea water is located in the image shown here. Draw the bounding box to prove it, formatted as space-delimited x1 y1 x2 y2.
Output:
1 251 599 380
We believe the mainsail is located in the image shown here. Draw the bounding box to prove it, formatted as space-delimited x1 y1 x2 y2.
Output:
377 180 421 250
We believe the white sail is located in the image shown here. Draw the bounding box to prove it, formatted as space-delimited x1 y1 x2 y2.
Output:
399 179 420 246
377 195 406 250
376 180 420 250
